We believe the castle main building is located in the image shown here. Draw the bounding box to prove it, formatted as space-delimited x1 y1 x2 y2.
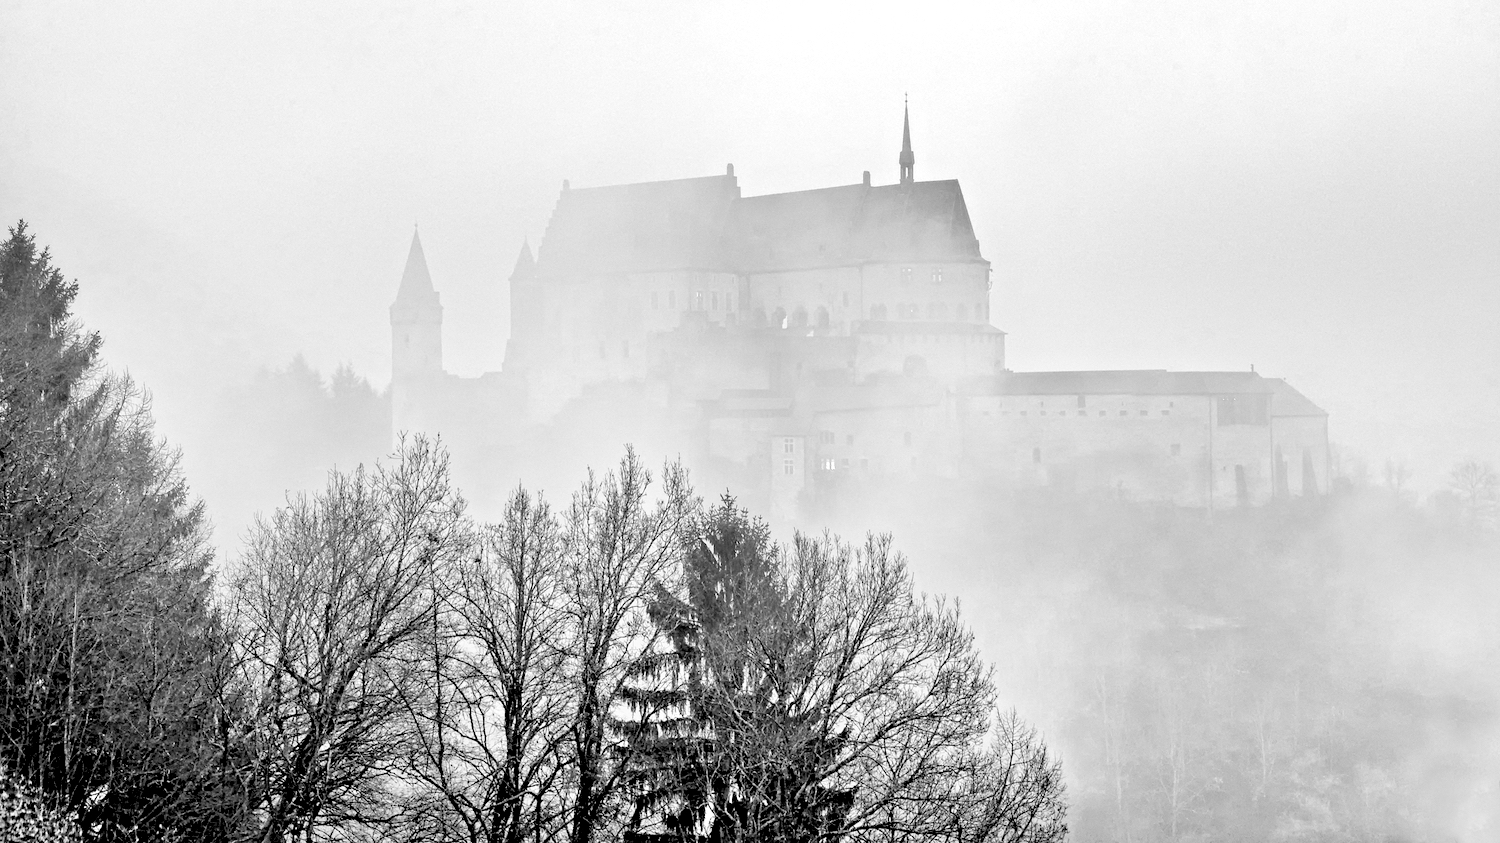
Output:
390 108 1328 521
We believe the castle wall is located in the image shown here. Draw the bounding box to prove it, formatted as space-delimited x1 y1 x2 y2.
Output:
808 402 957 478
1270 415 1330 497
746 267 863 332
858 262 990 324
958 392 1327 507
960 393 1207 501
854 329 1003 380
768 433 808 527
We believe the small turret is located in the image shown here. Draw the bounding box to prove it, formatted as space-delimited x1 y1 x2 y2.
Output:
389 227 443 380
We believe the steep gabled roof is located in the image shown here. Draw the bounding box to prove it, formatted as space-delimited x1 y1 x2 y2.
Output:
727 184 868 271
534 174 740 276
530 172 986 278
728 180 984 273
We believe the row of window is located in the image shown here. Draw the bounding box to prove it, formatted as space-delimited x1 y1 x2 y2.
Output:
642 292 985 325
873 302 985 321
813 457 930 473
651 290 738 312
984 408 1174 418
794 444 1193 474
1032 443 1184 463
900 267 945 284
811 431 915 448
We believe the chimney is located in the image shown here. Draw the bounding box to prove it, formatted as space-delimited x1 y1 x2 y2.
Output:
726 163 735 177
862 170 871 186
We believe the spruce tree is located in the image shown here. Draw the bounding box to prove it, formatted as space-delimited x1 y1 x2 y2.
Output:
0 221 246 840
620 496 851 843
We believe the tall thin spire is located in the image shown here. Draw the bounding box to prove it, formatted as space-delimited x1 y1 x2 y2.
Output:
899 95 915 185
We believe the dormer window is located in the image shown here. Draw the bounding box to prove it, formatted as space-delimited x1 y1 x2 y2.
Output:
931 267 943 284
901 267 913 283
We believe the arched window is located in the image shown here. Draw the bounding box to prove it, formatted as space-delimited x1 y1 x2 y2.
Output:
815 307 830 329
771 307 787 329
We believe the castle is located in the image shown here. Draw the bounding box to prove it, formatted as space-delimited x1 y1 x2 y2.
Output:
389 107 1329 522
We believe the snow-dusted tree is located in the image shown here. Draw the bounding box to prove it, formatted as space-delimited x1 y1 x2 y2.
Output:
0 758 83 842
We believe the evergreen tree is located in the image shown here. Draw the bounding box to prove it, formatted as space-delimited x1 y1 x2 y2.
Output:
619 497 1064 843
0 221 246 840
620 498 854 843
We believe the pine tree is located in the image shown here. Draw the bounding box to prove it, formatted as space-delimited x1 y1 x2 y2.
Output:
0 221 247 840
619 499 1064 843
619 496 852 843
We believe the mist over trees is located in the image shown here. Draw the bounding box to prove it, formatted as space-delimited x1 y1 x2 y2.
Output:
805 470 1500 843
1 221 1061 842
8 217 1497 843
221 442 1063 843
0 221 244 838
193 354 390 550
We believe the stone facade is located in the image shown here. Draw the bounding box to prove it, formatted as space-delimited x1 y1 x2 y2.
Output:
389 112 1328 519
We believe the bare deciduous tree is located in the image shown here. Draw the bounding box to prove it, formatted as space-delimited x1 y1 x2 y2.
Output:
1449 459 1498 526
622 500 1067 843
393 449 693 843
398 486 574 843
230 436 467 843
560 450 694 843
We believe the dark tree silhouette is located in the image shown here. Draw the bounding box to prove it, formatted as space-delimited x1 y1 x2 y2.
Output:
0 220 246 841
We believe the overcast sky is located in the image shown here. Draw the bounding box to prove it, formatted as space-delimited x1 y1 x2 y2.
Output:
3 0 1497 499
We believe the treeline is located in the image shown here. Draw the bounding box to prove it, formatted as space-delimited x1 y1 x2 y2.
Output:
813 472 1500 842
0 221 1064 842
193 353 390 547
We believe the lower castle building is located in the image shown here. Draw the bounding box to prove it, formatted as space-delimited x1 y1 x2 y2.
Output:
388 108 1329 521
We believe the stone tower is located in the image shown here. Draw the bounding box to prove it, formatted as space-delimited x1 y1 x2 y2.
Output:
389 227 443 381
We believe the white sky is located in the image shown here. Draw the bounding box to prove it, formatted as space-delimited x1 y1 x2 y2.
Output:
2 0 1497 495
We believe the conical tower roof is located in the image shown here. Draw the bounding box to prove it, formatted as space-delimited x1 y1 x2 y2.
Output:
394 228 438 308
510 238 535 280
